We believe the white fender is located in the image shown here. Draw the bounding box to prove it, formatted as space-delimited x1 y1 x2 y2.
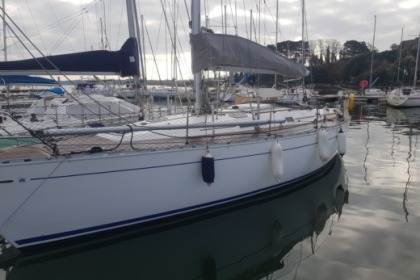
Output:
337 129 347 156
317 129 330 163
271 141 283 182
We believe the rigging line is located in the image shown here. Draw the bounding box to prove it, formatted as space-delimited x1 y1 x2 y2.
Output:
227 0 237 34
46 0 73 52
240 0 249 39
24 0 47 52
0 10 67 81
144 19 164 85
160 0 181 80
81 1 87 51
7 1 26 45
182 0 190 22
263 0 285 42
147 10 164 82
21 9 89 44
50 12 85 54
1 10 137 126
2 111 59 154
114 0 125 49
173 4 192 82
94 0 101 49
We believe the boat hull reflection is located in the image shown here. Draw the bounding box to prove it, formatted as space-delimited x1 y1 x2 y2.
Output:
0 155 348 280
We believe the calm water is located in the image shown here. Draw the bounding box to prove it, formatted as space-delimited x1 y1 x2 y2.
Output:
0 102 419 280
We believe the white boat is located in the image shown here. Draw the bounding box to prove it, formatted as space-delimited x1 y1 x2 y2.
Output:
221 81 316 104
0 154 348 278
387 87 420 107
387 31 420 107
0 93 143 136
0 75 60 115
364 88 386 96
0 0 349 249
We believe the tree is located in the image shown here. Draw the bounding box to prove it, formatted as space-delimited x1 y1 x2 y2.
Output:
325 46 331 64
341 40 370 58
327 39 341 63
317 39 325 63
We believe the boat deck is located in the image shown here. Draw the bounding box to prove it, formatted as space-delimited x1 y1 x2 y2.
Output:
0 120 324 161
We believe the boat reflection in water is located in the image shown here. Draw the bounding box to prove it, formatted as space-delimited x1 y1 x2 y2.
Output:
386 107 419 222
0 155 348 280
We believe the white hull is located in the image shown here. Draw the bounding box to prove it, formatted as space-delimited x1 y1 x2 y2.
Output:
387 87 420 107
0 121 345 249
1 155 347 279
0 94 143 135
364 88 386 96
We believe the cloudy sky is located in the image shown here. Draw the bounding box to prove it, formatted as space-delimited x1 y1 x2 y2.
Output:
1 0 419 80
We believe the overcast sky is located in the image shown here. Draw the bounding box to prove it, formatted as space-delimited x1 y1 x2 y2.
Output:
1 0 419 80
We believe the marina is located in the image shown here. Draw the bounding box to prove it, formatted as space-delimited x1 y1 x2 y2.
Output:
0 0 419 279
1 102 419 279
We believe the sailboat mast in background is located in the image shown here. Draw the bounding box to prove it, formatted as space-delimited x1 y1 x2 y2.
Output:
413 30 420 88
2 0 6 61
369 15 377 87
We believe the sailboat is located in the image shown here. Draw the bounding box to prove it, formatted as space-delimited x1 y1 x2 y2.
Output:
0 0 349 250
387 31 420 107
364 15 386 97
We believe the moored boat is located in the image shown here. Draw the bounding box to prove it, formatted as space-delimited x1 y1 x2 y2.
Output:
387 87 420 107
0 0 349 250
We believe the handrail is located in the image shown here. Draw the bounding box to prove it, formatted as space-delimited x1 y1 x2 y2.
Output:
41 118 288 136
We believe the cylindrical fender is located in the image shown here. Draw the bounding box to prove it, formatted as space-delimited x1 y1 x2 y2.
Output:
348 93 355 111
337 129 346 156
201 152 215 185
271 141 283 182
318 129 330 163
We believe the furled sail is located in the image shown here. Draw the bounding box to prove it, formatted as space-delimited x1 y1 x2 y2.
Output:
191 32 308 78
0 37 139 77
0 75 57 85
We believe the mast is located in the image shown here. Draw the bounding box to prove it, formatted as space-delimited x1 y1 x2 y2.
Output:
274 0 278 88
191 0 201 114
126 0 136 39
2 0 6 61
413 30 420 88
301 0 305 89
397 27 403 84
126 0 146 103
132 0 146 89
369 15 376 87
172 0 178 93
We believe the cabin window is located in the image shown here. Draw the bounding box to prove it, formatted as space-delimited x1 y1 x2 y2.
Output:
402 88 411 95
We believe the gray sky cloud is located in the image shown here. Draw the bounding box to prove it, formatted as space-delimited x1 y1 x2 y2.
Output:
1 0 419 80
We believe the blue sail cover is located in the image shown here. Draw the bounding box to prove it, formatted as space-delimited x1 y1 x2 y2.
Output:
0 75 57 85
0 38 139 77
